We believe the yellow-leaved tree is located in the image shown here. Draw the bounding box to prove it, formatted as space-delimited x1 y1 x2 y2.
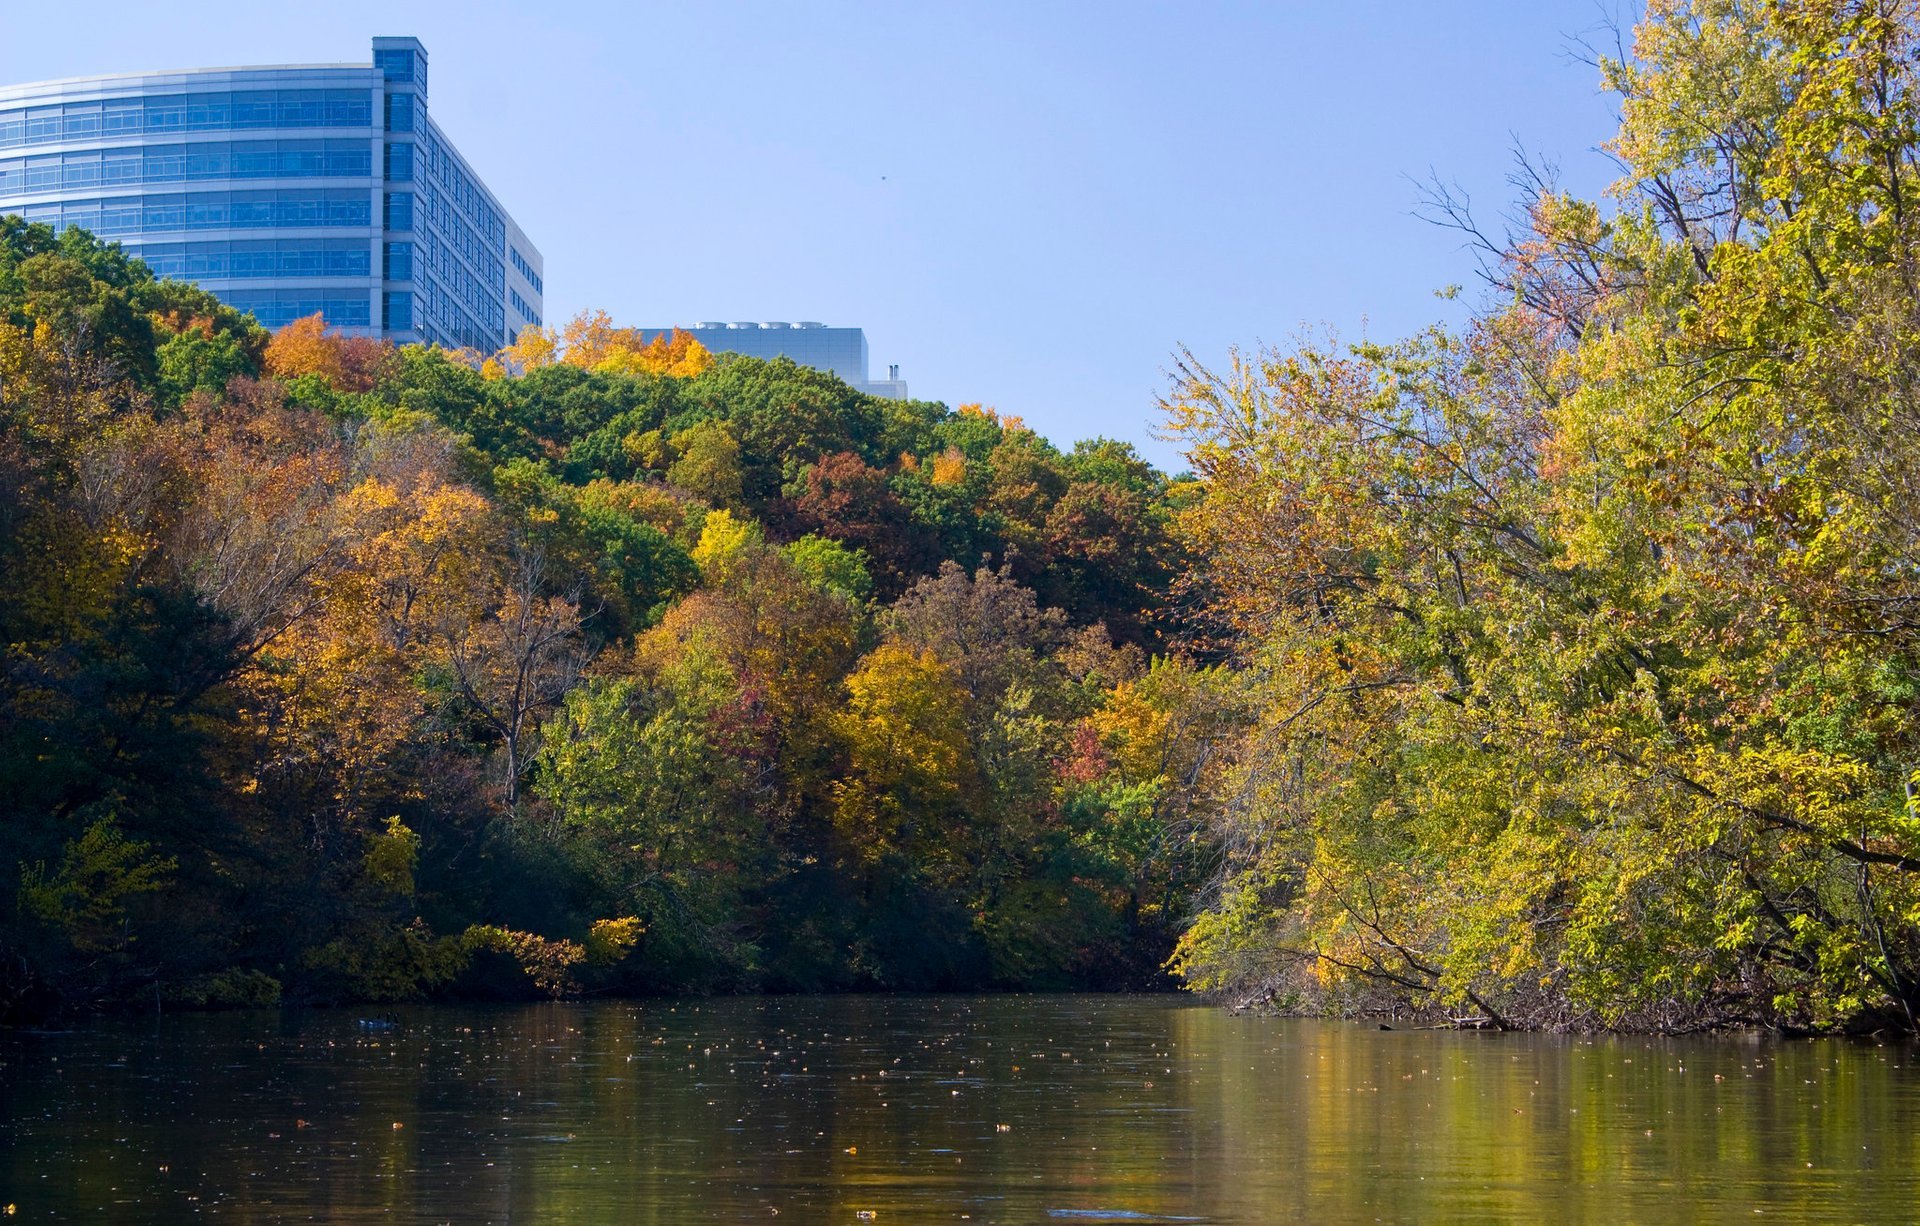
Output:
832 644 973 867
492 311 711 378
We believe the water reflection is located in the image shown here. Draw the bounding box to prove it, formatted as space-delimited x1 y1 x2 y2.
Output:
1 996 1916 1222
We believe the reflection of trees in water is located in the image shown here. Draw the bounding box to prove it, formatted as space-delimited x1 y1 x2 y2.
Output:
3 999 1918 1220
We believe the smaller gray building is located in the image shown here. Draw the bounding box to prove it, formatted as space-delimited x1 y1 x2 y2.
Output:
645 322 907 399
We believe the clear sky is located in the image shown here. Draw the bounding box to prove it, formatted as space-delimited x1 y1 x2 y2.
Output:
3 2 1633 468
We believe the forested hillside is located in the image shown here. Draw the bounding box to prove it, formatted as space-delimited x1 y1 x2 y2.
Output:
0 225 1233 1019
14 0 1920 1038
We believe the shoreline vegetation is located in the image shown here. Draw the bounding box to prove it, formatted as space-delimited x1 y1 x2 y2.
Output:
1165 0 1920 1038
0 235 1216 1023
7 0 1920 1037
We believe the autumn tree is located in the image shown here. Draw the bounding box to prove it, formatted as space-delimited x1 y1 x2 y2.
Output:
665 418 745 507
1168 0 1920 1033
530 311 714 378
832 645 972 863
0 217 1197 1014
441 537 590 810
264 313 394 391
785 450 936 595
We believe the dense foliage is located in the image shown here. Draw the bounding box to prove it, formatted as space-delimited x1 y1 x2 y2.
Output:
0 220 1225 1019
1168 0 1920 1034
13 0 1915 1038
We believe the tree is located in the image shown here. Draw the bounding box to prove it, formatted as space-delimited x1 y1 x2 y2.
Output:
833 645 973 862
496 324 559 373
883 561 1066 713
548 312 712 377
666 418 744 506
1167 0 1920 1033
537 676 764 979
785 534 873 603
0 221 1195 1013
441 538 590 810
786 451 936 595
263 314 393 391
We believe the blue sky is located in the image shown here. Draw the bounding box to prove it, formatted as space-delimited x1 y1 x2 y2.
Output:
3 2 1632 468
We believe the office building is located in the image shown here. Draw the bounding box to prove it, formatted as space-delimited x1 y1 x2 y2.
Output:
0 37 542 351
646 322 908 399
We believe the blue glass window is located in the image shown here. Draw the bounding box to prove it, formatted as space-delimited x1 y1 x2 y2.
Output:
383 290 413 330
384 93 414 133
221 290 372 328
375 49 415 82
99 148 141 185
383 191 413 230
101 100 143 135
125 238 372 280
0 90 375 150
61 103 100 140
0 141 376 190
510 246 543 295
143 96 185 131
384 142 413 182
25 107 62 142
95 189 376 232
383 241 413 280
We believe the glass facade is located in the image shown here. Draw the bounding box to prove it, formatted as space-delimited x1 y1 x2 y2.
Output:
9 189 372 235
136 238 372 280
0 90 376 147
0 141 376 193
221 290 373 329
0 37 542 349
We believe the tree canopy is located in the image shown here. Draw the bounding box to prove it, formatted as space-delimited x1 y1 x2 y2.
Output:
1165 0 1920 1035
0 227 1206 1018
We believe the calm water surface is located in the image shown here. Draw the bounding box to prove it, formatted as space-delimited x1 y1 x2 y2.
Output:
2 995 1917 1223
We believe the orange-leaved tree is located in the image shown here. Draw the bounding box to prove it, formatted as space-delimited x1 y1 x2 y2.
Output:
264 314 394 391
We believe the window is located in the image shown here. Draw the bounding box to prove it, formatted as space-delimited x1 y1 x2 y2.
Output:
0 90 374 149
100 100 142 135
510 288 541 327
384 93 414 134
24 107 60 142
222 289 372 328
374 49 416 83
61 103 100 140
510 246 543 295
383 290 413 331
15 140 374 188
384 241 413 280
23 189 373 236
384 191 413 231
384 141 413 182
125 238 372 280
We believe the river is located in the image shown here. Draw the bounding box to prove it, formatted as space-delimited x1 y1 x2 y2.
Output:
2 995 1916 1222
